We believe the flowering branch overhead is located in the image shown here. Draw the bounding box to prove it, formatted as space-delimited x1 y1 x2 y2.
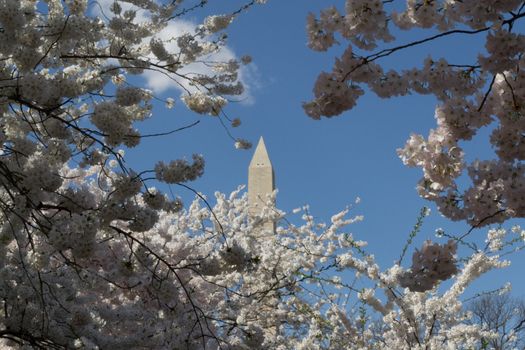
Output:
306 0 525 226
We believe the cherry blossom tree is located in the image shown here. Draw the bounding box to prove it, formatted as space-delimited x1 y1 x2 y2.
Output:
305 1 525 227
302 3 525 347
4 172 523 349
0 0 268 347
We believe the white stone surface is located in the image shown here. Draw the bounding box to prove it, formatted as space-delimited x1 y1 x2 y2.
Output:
248 137 275 232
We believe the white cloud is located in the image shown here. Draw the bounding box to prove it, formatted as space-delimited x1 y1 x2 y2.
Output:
92 1 257 105
142 20 256 105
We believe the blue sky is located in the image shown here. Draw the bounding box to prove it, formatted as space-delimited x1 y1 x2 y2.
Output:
124 1 525 298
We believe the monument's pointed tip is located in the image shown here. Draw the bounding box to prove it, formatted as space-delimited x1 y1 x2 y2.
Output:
254 136 266 150
250 136 272 168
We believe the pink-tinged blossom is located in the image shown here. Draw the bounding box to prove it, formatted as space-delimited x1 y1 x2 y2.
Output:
306 1 525 225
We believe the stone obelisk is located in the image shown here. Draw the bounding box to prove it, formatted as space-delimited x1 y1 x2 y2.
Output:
248 137 275 232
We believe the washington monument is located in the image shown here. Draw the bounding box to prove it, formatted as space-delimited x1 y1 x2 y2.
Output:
248 137 275 232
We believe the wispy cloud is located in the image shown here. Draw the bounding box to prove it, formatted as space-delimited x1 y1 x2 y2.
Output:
143 20 257 105
92 1 257 104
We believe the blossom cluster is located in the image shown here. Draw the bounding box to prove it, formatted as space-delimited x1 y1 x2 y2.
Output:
305 1 525 225
399 239 458 292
